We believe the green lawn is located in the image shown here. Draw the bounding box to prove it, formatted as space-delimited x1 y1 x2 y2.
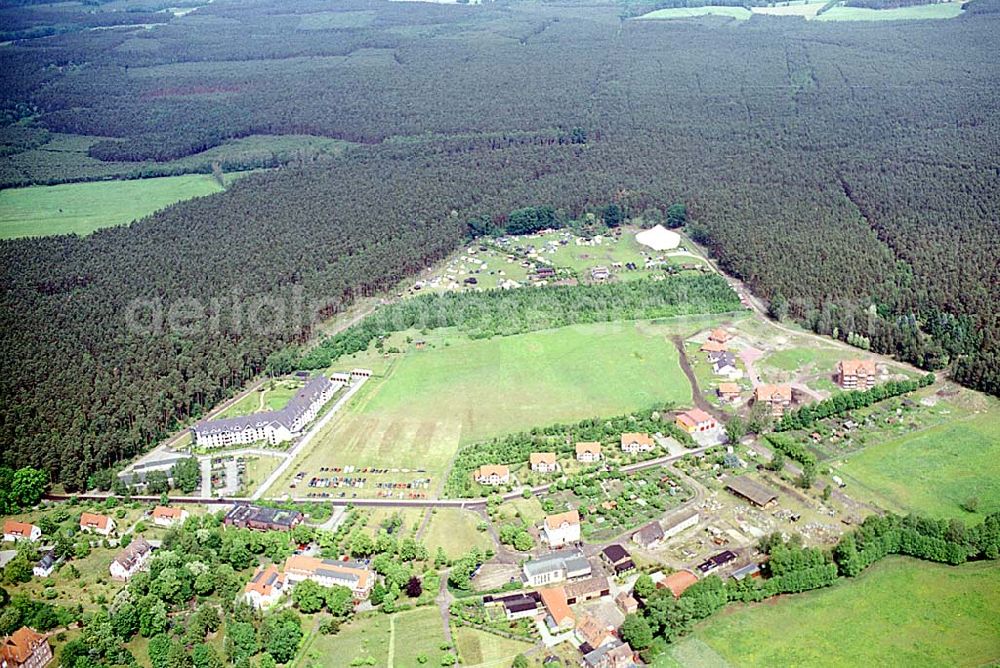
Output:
0 173 241 238
219 379 303 418
423 509 494 559
760 346 849 376
817 2 963 20
296 608 448 668
657 557 1000 667
637 6 751 20
454 625 533 667
836 404 1000 519
270 319 695 496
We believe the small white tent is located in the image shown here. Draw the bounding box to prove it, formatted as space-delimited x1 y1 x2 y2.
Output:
635 224 680 251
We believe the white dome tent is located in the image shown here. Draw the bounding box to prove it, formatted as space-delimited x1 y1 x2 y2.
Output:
635 224 681 251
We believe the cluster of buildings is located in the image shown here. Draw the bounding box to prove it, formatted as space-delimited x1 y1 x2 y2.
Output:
190 374 342 448
243 555 375 609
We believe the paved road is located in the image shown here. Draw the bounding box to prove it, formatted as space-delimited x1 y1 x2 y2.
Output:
251 377 369 500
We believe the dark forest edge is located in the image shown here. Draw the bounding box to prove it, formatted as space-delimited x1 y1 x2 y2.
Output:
621 511 1000 662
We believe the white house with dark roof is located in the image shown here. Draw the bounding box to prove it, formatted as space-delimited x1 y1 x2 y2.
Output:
110 536 153 581
191 376 339 447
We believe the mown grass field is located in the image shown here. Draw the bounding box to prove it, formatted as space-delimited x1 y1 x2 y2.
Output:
423 508 493 559
637 6 751 20
454 625 532 667
220 379 303 418
296 608 448 668
836 402 1000 519
271 319 697 496
0 173 235 238
655 558 1000 668
817 2 963 20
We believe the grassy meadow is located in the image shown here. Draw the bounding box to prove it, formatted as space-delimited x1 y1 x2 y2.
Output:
655 558 1000 667
423 508 494 559
817 2 963 20
296 608 449 668
835 402 1000 519
270 318 698 496
454 626 533 667
219 379 303 418
0 173 236 239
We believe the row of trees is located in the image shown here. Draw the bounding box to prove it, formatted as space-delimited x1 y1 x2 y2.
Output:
775 375 935 432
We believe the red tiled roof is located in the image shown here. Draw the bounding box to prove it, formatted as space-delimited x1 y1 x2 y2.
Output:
1 627 47 665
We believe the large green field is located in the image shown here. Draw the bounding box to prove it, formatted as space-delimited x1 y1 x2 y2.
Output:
835 402 1000 519
423 508 494 559
296 608 449 668
0 173 240 238
269 319 698 496
817 2 963 20
656 558 1000 668
454 626 533 667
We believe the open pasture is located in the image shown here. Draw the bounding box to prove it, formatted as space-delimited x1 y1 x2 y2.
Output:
817 2 963 20
835 401 1000 519
656 557 1000 667
423 508 494 558
0 173 232 239
270 319 696 496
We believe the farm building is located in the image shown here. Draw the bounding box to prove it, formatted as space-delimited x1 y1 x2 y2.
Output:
564 576 611 604
675 408 717 434
474 464 510 486
632 521 665 549
620 432 654 454
576 442 603 463
539 587 575 630
754 384 792 416
724 476 779 508
530 452 559 473
662 508 700 539
837 359 878 390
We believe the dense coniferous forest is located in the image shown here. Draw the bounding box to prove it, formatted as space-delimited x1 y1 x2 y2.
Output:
0 0 997 486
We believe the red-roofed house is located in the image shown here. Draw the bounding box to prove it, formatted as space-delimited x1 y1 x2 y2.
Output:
575 442 602 463
708 328 731 344
674 409 717 434
79 513 115 536
529 452 559 473
474 465 510 486
717 382 741 402
700 340 727 354
754 384 793 416
539 587 574 630
542 510 581 548
837 359 878 390
575 614 616 650
3 521 41 544
1 627 51 668
152 506 188 528
620 433 654 454
244 565 287 610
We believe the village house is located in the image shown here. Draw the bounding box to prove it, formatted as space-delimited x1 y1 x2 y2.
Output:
725 476 779 508
79 512 115 536
224 505 303 532
473 464 510 486
575 442 603 463
2 521 40 544
523 549 592 587
32 551 58 578
542 510 581 548
631 521 665 549
837 359 878 390
582 640 635 668
599 545 635 575
244 564 287 610
191 375 339 448
1 627 52 668
754 384 792 416
564 576 611 605
708 328 731 344
662 508 700 540
110 536 153 581
529 452 559 473
717 382 741 402
575 614 617 653
620 432 654 454
674 409 717 434
660 570 699 598
283 555 375 600
539 587 575 631
700 339 728 354
711 352 740 377
152 506 188 528
615 591 639 615
485 591 542 621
